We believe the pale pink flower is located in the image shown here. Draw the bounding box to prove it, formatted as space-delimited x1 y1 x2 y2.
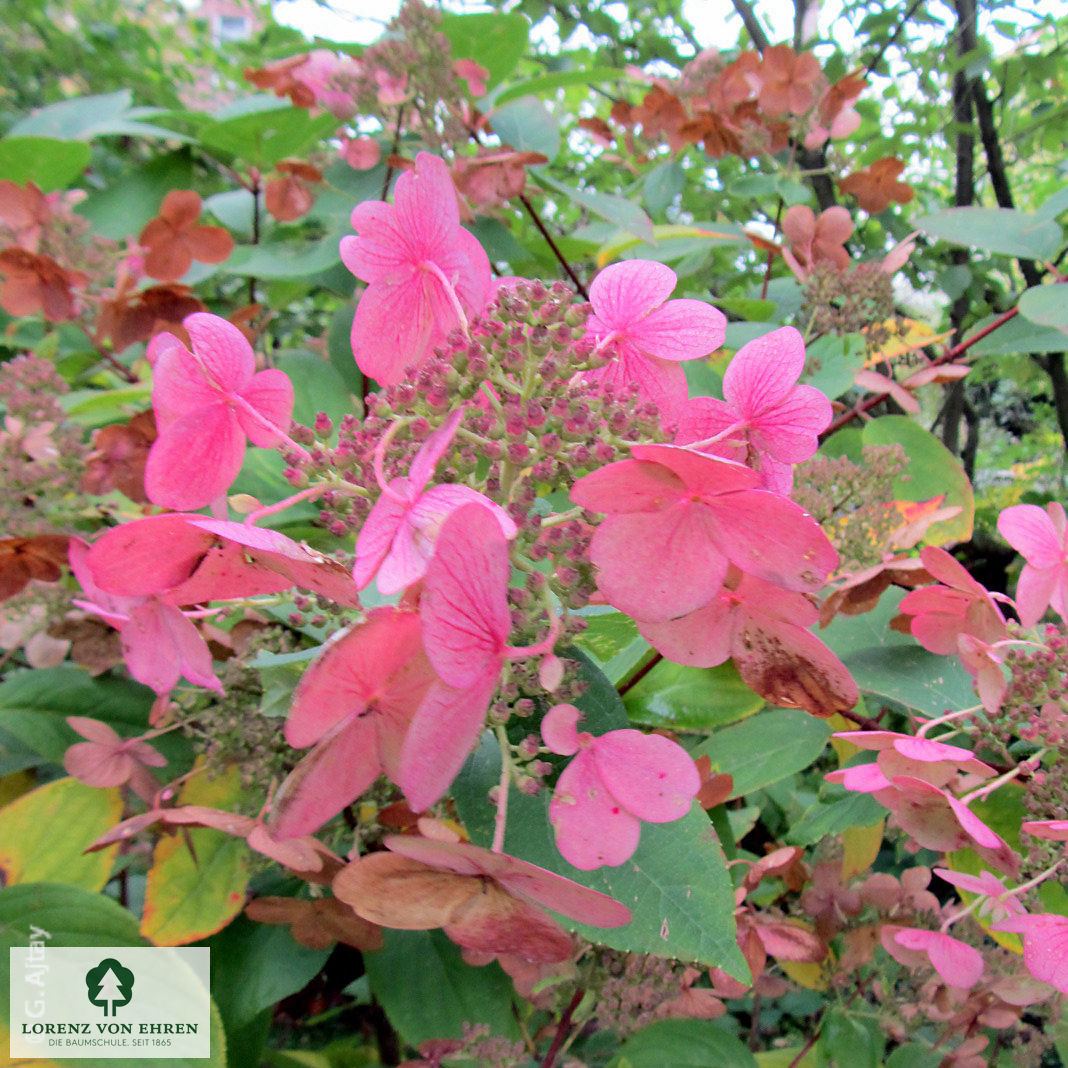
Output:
340 136 380 170
354 410 516 593
542 703 700 870
675 327 831 492
270 608 437 837
780 206 854 280
581 260 726 428
933 868 1025 923
880 925 984 989
997 502 1068 627
340 152 492 385
992 913 1068 994
1021 819 1068 840
571 443 838 622
831 730 995 787
145 314 294 510
63 716 166 802
399 504 556 811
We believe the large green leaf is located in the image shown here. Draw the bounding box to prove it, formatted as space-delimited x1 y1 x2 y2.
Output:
574 610 650 686
623 660 763 731
496 67 627 106
609 1019 757 1067
489 95 560 160
861 415 974 543
0 777 120 891
440 12 530 90
197 104 336 169
0 137 91 190
0 883 227 1068
913 206 1062 260
80 151 196 239
693 709 831 798
802 333 867 400
968 311 1068 356
453 735 746 976
1018 284 1068 335
8 90 191 142
536 172 656 244
819 588 976 715
275 350 354 428
223 230 346 279
364 929 519 1046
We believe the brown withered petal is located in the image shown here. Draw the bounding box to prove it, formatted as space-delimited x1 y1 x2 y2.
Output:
0 534 71 602
83 410 157 503
752 919 827 962
99 284 205 353
264 176 315 222
245 895 384 951
244 55 316 108
139 191 234 283
48 617 123 675
839 157 914 213
0 248 87 321
276 159 323 182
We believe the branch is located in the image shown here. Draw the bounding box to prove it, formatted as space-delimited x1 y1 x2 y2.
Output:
862 0 926 78
540 988 584 1068
728 0 771 51
517 193 590 299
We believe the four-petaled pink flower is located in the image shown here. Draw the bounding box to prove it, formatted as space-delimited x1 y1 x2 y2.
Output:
63 716 166 803
542 703 700 870
340 152 492 386
271 608 437 836
933 867 1025 924
146 313 294 510
831 729 994 788
400 504 556 811
354 409 516 593
997 502 1068 627
880 925 984 989
675 326 831 493
993 913 1068 994
571 443 838 622
581 259 726 429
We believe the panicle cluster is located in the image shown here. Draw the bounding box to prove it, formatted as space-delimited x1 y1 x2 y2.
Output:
589 949 684 1037
800 261 900 352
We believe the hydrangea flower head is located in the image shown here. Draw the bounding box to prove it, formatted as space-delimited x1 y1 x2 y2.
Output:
997 502 1068 627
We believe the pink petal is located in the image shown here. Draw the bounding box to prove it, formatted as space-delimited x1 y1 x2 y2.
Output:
1021 819 1068 841
398 674 497 812
571 457 688 515
270 715 381 837
392 152 461 254
122 599 221 695
353 490 409 590
591 729 700 823
748 383 832 463
236 368 295 447
64 743 134 787
65 716 122 746
627 299 727 362
893 928 984 988
587 504 729 622
87 515 213 597
349 274 437 386
723 327 806 414
419 504 510 688
824 763 892 792
583 347 690 427
703 489 838 592
144 405 245 511
183 312 256 393
918 546 989 597
152 341 221 430
409 408 465 492
1014 564 1058 628
550 749 642 870
589 259 677 328
636 594 734 668
541 703 584 756
342 202 408 282
675 396 747 460
286 608 429 748
998 505 1063 568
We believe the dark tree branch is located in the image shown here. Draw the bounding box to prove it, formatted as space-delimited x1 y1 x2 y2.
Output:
518 193 590 299
728 0 771 51
862 0 927 77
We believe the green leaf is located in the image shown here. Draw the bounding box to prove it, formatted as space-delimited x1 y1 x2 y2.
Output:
693 709 831 798
453 735 746 976
197 105 336 169
536 172 656 244
609 1019 757 1067
1018 284 1068 335
223 230 345 279
574 610 650 686
364 929 519 1046
967 311 1068 355
0 137 90 190
883 1044 942 1068
79 151 195 239
275 350 354 428
623 661 764 731
7 90 192 142
861 415 974 543
0 883 228 1067
819 1006 884 1068
820 588 976 715
787 790 885 846
1036 186 1068 222
0 666 188 767
489 95 560 160
440 12 530 90
207 916 329 1029
326 303 364 396
802 333 867 401
495 67 627 106
643 160 685 215
913 206 1062 260
141 768 252 946
0 778 121 891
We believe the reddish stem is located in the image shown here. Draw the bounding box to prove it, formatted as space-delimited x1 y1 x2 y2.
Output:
540 988 584 1068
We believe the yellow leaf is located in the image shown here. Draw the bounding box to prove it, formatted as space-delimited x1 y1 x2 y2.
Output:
778 958 829 991
596 223 745 267
842 819 884 879
863 318 952 367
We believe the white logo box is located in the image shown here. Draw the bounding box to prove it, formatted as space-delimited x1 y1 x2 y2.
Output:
10 947 210 1059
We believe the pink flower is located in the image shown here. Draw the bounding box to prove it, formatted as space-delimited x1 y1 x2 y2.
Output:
997 502 1068 627
70 539 222 696
398 504 556 811
571 443 838 622
992 913 1068 994
831 730 994 787
933 868 1025 923
637 571 858 719
1021 819 1068 841
581 260 726 428
675 326 831 493
145 314 294 510
270 608 437 837
354 409 516 593
880 925 984 989
542 704 700 870
340 152 492 385
780 206 854 280
453 58 489 97
63 716 166 802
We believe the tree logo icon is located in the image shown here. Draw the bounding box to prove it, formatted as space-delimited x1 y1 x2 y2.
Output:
85 958 134 1016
